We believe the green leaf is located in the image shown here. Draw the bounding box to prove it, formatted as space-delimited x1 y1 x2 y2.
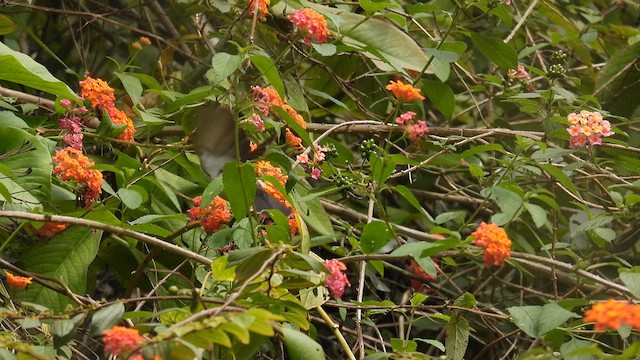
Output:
524 203 547 228
539 164 580 198
359 0 393 13
394 184 435 222
281 327 326 360
117 188 142 209
201 176 224 208
277 1 431 75
422 80 455 118
0 41 77 101
481 185 523 226
619 272 640 299
223 162 256 220
292 183 335 236
208 52 243 84
360 221 393 254
390 240 456 258
421 80 455 119
271 106 313 148
16 210 109 312
0 111 30 128
0 127 52 208
311 43 337 57
115 72 143 106
453 292 478 309
89 303 125 336
423 47 460 63
445 313 469 360
51 319 77 347
0 14 17 35
594 41 640 118
370 153 396 185
507 303 580 338
468 32 518 70
304 87 349 110
134 107 170 124
249 54 285 99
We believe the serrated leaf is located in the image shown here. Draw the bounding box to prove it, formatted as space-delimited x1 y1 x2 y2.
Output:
507 303 580 338
311 43 337 56
453 292 477 309
209 52 243 84
469 32 517 70
445 313 469 360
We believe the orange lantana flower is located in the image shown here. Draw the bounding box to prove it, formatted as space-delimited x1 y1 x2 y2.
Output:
107 106 136 142
102 326 144 356
53 147 103 207
288 8 330 45
285 128 304 151
386 80 425 102
187 196 232 233
471 222 511 267
5 271 32 289
36 222 67 238
80 77 116 109
583 299 640 331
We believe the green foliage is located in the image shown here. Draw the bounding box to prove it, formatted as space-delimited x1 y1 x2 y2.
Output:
0 0 639 359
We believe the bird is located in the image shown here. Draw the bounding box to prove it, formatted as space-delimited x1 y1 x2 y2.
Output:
193 104 291 216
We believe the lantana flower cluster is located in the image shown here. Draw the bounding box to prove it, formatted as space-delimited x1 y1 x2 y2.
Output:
102 326 161 359
395 111 429 141
296 144 328 180
566 110 613 148
583 299 640 331
288 8 330 46
187 196 232 233
254 161 299 235
251 86 307 151
386 80 425 102
79 76 136 142
471 222 512 267
4 271 32 289
507 65 530 80
53 147 103 207
324 259 350 298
